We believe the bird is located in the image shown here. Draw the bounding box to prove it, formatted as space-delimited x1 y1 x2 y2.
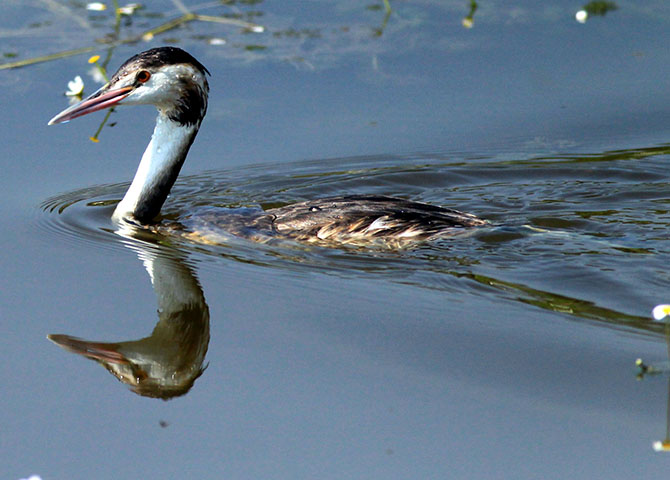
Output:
49 46 486 248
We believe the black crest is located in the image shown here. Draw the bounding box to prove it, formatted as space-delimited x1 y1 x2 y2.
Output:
112 46 210 81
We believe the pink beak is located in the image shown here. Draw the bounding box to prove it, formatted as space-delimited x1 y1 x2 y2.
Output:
48 84 133 125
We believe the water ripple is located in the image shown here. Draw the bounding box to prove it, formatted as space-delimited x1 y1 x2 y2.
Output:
37 149 670 333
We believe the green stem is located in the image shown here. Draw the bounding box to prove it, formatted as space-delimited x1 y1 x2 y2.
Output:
0 13 262 70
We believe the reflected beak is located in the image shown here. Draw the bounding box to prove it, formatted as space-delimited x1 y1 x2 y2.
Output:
47 334 129 364
48 83 134 125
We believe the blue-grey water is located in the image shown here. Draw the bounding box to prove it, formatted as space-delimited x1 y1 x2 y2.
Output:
2 1 670 479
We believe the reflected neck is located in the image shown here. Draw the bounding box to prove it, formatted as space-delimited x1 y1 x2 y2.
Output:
113 114 199 224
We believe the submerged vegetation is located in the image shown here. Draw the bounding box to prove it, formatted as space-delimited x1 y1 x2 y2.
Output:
582 1 618 16
0 0 263 70
0 0 401 71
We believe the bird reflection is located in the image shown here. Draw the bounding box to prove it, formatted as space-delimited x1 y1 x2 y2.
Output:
48 228 210 400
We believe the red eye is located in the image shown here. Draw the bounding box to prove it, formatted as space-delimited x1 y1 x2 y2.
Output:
136 70 151 83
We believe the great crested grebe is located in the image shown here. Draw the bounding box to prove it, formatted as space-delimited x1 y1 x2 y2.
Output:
49 47 486 247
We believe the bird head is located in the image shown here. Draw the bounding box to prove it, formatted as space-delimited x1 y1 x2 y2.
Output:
48 46 210 127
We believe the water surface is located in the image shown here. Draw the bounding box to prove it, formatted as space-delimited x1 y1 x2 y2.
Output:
3 1 670 479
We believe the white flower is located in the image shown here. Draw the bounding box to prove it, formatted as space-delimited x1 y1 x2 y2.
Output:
652 304 670 321
249 25 265 33
575 10 588 23
65 75 84 96
86 2 107 11
208 38 226 46
118 3 141 15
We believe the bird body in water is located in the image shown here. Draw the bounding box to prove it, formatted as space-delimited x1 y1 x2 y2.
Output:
49 47 485 248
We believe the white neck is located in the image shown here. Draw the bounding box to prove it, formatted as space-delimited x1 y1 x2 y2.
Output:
113 114 199 223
